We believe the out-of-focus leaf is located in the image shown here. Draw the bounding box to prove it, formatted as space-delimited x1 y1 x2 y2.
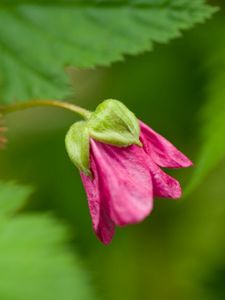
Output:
0 181 32 216
186 40 225 194
0 181 96 300
0 0 216 102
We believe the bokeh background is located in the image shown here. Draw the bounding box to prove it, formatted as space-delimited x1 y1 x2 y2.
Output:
0 1 225 299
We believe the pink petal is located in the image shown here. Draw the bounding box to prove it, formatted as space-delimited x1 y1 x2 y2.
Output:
148 158 182 199
81 157 115 245
91 140 153 227
140 121 193 168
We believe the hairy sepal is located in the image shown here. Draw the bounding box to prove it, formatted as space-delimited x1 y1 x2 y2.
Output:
88 99 141 147
65 121 90 176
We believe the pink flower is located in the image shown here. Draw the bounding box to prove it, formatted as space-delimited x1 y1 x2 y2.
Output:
65 99 193 244
81 121 192 245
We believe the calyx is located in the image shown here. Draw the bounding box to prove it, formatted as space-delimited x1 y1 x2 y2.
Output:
65 99 141 175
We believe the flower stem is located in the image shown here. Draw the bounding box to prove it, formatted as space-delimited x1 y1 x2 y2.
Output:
0 99 91 120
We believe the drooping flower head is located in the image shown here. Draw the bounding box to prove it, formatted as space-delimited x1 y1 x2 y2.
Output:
65 99 192 244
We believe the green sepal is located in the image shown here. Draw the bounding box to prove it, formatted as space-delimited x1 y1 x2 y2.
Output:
65 121 91 176
88 99 141 147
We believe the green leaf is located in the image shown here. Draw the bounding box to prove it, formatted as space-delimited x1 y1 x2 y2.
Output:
186 41 225 194
0 181 33 216
65 121 90 175
0 181 96 300
0 0 216 103
88 99 141 146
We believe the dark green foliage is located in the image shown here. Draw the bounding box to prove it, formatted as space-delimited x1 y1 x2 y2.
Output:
0 0 216 102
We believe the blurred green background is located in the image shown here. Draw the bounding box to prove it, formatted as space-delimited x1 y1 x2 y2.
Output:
0 1 225 299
